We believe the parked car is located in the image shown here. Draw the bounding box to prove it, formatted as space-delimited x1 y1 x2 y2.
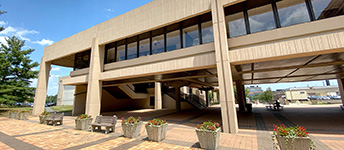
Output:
24 103 34 107
46 102 56 107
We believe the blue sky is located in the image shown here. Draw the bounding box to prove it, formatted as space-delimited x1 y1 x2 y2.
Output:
0 0 338 95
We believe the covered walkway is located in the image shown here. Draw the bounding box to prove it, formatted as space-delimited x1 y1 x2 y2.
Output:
1 104 343 149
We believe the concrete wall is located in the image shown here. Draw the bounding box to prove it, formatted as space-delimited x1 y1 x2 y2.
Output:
72 85 87 116
101 89 152 112
163 94 195 110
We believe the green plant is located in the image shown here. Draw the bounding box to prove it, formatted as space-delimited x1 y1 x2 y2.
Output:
121 116 141 125
196 121 220 131
19 110 31 113
272 124 315 150
40 111 50 116
146 118 167 127
76 114 92 119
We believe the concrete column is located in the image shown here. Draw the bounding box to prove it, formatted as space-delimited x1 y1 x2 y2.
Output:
85 38 104 117
32 57 51 115
236 80 246 112
155 82 162 109
175 87 181 112
337 78 344 105
205 90 210 107
211 0 238 133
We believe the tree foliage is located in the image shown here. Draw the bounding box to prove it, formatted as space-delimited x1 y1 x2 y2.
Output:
259 88 273 103
0 36 39 104
46 95 57 103
0 6 7 32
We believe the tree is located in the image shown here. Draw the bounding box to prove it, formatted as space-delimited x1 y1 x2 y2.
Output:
0 6 7 32
259 88 273 103
234 86 250 100
0 36 39 105
46 95 57 103
253 94 260 100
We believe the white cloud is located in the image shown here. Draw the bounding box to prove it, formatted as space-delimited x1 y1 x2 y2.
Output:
33 38 54 46
105 8 114 12
50 75 60 78
51 67 61 71
0 21 7 26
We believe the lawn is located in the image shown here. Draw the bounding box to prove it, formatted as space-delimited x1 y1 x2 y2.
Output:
0 107 32 117
50 105 73 113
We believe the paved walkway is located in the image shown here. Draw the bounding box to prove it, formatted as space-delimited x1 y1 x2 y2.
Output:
0 104 343 149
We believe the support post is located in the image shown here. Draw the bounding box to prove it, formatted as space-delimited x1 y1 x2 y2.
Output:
337 78 344 105
155 82 162 109
236 80 246 112
32 58 51 115
85 38 104 117
211 0 238 133
175 87 181 112
205 90 210 107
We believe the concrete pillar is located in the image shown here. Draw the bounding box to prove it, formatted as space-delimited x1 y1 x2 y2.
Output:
337 78 344 105
32 57 51 115
205 90 210 107
85 38 104 117
72 84 87 116
175 87 181 112
211 0 238 133
214 91 218 103
155 82 162 109
236 80 246 112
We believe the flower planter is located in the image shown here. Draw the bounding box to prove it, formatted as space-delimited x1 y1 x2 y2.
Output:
9 112 18 119
276 136 311 150
196 128 221 150
18 112 29 120
39 115 48 124
75 118 93 130
122 121 143 138
145 123 168 142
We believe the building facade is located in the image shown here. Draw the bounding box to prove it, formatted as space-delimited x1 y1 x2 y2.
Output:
56 76 75 106
33 0 344 133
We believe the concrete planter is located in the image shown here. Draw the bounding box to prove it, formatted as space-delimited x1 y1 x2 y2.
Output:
122 121 143 138
145 123 168 142
9 112 18 119
18 112 29 120
276 136 311 150
196 128 221 150
75 118 93 130
39 115 48 124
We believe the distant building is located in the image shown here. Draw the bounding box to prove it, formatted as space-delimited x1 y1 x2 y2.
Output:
57 77 75 106
247 86 263 98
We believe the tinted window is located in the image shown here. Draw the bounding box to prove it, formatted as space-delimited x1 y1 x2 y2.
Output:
277 0 310 27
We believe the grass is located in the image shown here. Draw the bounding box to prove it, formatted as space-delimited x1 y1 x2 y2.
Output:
0 107 32 117
50 105 73 113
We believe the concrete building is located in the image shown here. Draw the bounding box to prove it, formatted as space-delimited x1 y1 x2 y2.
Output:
56 76 75 106
247 86 264 98
33 0 344 133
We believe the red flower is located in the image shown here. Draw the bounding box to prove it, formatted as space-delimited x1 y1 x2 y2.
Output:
211 126 215 131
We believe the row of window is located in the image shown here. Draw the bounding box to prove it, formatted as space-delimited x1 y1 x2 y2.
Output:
104 12 214 64
225 0 344 38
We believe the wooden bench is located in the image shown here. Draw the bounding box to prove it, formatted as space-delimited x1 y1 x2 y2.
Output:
45 113 64 126
90 115 117 134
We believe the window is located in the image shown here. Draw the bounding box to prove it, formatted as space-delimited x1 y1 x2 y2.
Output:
152 28 165 54
277 0 310 27
310 0 344 20
182 17 200 48
139 32 150 57
105 42 116 63
248 4 276 33
127 36 138 60
166 23 181 52
225 2 247 38
73 49 91 70
201 13 214 44
117 40 126 61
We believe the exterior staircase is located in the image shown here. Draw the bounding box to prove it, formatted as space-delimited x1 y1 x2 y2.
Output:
165 88 206 109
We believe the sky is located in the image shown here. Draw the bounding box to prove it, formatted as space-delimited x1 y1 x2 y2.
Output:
0 0 338 95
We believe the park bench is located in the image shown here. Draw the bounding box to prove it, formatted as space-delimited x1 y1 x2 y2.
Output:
90 115 117 134
45 113 64 126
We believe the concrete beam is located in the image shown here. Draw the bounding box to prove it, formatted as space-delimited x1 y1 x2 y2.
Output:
85 38 104 117
211 0 238 133
32 58 51 115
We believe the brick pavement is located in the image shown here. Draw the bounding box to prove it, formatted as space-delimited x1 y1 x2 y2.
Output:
0 104 343 149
